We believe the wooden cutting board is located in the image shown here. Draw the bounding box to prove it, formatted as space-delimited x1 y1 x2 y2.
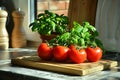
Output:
11 56 118 76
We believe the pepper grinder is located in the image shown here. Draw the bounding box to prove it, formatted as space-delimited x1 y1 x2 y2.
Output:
0 7 9 50
12 8 26 48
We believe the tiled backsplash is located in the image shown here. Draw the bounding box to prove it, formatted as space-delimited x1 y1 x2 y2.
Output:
37 0 69 16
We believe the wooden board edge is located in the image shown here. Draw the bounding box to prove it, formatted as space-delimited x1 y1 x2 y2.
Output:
11 58 103 76
11 59 83 75
82 65 104 75
99 60 118 69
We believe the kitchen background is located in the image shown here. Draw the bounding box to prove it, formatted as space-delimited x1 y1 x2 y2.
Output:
1 0 120 52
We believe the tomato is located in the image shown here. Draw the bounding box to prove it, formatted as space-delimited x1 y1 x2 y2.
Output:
52 46 69 62
85 47 102 62
37 43 52 60
69 44 76 50
69 48 87 63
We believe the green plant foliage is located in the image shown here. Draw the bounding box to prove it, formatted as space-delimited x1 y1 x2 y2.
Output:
48 21 104 51
29 10 69 35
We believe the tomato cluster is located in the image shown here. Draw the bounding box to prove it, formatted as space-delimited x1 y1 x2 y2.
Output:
37 43 102 63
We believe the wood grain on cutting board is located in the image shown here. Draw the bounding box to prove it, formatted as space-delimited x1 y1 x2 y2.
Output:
11 56 118 76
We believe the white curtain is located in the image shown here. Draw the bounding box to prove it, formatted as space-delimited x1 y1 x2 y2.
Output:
95 0 120 52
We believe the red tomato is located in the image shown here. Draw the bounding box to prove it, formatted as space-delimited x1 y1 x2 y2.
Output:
37 43 52 60
69 44 76 50
85 47 102 62
69 48 87 63
52 46 69 62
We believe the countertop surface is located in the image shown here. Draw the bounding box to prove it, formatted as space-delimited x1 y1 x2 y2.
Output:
0 48 120 80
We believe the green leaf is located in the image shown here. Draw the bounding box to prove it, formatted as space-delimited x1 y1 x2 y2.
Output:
29 22 34 28
38 13 44 18
80 38 85 46
45 10 49 14
50 21 55 31
56 17 61 21
71 22 83 33
95 38 104 50
31 26 38 31
70 37 78 44
92 31 99 37
82 22 90 26
82 27 88 33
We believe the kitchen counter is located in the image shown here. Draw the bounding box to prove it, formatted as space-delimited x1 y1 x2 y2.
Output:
0 48 120 80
